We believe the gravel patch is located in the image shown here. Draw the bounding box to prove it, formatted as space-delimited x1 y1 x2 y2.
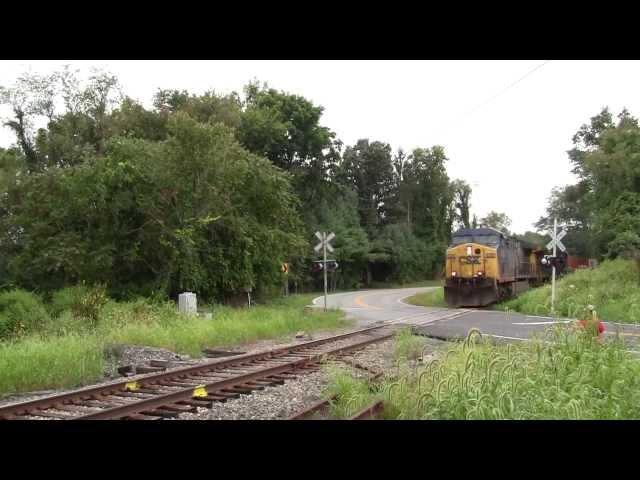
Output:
103 344 195 377
177 334 448 421
179 371 329 420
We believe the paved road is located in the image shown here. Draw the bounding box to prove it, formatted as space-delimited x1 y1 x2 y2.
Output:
312 287 640 348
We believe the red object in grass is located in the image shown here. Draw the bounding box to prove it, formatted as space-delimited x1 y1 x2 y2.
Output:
578 319 605 334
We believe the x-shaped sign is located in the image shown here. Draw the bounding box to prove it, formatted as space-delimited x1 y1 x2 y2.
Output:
546 229 567 252
314 231 335 253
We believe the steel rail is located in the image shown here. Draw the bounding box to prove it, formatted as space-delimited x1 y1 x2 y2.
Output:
0 325 388 419
76 331 394 420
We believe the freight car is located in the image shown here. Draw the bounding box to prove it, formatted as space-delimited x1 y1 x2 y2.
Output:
443 227 566 307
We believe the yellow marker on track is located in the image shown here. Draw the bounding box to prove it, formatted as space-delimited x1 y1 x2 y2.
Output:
125 381 139 392
193 385 208 398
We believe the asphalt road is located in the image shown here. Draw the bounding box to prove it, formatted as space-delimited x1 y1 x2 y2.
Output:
312 287 640 348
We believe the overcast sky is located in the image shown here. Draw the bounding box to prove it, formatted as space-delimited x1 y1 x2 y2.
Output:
2 60 639 234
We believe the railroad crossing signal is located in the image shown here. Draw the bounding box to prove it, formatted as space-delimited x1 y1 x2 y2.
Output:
546 218 567 314
281 263 289 274
546 228 567 253
314 231 335 312
314 231 335 253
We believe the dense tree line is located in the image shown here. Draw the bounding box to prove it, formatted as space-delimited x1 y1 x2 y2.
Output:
0 68 473 301
537 107 640 269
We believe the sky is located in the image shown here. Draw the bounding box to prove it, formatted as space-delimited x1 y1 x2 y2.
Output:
2 60 640 234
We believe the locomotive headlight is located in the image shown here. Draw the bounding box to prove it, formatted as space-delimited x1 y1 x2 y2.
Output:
466 246 472 256
476 271 483 276
452 271 457 277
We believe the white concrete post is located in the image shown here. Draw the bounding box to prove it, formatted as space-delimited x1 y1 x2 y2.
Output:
178 292 197 315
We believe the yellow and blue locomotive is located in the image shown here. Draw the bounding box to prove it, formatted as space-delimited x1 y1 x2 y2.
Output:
444 228 565 307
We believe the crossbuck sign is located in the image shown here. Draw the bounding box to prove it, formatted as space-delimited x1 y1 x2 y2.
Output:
547 218 567 314
546 226 567 253
315 232 335 311
314 232 335 253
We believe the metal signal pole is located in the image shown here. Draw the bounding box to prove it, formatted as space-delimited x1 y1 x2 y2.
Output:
551 217 557 315
323 233 328 312
314 231 335 313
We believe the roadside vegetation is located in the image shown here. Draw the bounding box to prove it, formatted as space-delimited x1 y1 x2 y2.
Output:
499 259 640 323
0 288 349 395
325 328 640 419
406 288 447 308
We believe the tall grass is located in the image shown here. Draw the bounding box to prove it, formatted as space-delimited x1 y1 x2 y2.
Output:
0 334 104 394
0 294 350 396
394 328 425 361
325 328 640 419
501 259 640 323
104 295 347 356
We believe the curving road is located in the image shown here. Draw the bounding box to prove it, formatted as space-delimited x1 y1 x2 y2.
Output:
312 287 640 348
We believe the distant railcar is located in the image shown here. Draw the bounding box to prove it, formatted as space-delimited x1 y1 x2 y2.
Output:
443 228 566 307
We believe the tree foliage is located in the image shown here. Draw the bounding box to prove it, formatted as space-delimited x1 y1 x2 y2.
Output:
539 107 640 260
480 211 511 235
0 68 481 297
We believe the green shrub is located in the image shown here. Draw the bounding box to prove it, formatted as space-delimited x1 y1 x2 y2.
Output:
49 285 89 318
49 284 108 329
394 328 425 361
0 289 51 340
71 284 108 327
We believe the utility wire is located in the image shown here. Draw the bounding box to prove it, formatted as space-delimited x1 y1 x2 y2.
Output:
461 60 551 119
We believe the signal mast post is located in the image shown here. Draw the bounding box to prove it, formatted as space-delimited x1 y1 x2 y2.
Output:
551 218 557 315
323 233 328 312
314 231 335 313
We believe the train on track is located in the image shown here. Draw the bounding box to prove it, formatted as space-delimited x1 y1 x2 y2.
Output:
444 227 567 308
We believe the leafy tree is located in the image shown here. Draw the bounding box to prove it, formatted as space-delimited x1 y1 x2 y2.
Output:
0 147 24 194
0 113 306 300
1 67 123 169
451 179 472 229
153 89 242 130
368 224 440 283
480 211 511 235
601 192 640 282
515 231 550 249
311 187 370 289
338 139 395 233
405 147 454 245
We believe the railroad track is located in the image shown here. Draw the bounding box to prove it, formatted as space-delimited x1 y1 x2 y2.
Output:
288 396 385 420
0 325 397 420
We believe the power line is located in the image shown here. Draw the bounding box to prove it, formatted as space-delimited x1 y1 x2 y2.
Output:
461 60 551 119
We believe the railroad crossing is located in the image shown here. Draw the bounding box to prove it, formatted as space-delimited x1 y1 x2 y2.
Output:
312 287 640 349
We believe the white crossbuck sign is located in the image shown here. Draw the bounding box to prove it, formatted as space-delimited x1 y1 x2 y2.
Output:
314 231 335 253
546 228 567 252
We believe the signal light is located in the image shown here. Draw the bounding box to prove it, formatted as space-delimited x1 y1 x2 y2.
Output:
476 271 483 276
542 255 562 268
312 260 339 272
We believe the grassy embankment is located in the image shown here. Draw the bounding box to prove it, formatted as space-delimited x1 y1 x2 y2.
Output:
324 327 640 419
406 259 640 324
405 287 447 307
0 293 349 396
498 259 640 323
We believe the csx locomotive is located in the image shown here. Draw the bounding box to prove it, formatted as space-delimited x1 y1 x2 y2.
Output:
444 227 566 307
